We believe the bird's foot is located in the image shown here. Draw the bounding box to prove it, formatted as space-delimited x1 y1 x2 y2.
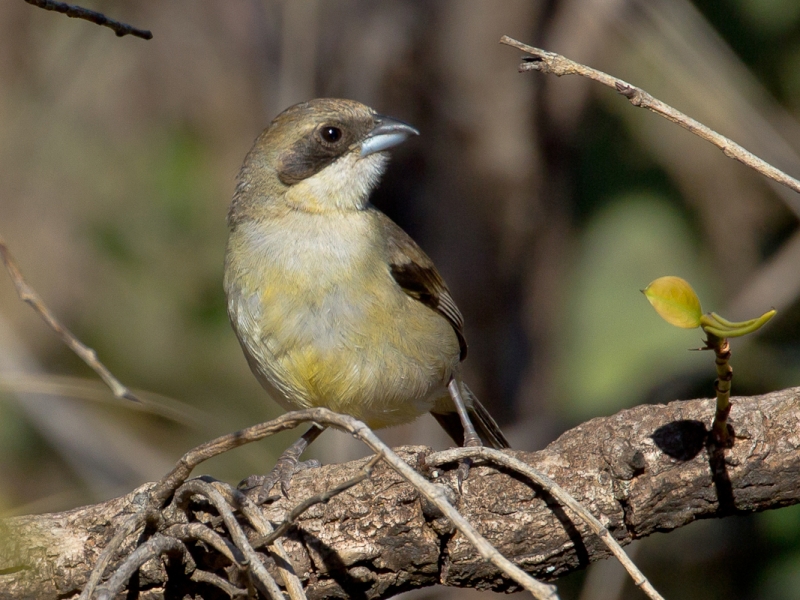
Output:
239 424 325 504
239 457 321 504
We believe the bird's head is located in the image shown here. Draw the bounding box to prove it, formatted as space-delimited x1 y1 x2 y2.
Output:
231 98 418 219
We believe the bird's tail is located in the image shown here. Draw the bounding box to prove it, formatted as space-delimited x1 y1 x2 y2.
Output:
431 384 510 449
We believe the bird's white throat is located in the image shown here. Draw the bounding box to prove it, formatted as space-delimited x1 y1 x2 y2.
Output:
285 152 388 212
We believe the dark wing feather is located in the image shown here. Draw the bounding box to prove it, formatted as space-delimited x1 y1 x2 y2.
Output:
374 210 468 361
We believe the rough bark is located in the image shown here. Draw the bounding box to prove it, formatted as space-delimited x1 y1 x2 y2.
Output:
2 388 799 599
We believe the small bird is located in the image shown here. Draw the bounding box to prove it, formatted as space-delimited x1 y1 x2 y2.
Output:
224 98 508 499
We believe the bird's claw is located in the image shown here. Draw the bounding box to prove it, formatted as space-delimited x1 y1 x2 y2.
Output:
456 457 472 493
295 458 321 472
456 437 482 493
239 458 320 504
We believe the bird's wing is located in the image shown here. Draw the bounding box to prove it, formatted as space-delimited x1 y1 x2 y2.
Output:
374 209 468 361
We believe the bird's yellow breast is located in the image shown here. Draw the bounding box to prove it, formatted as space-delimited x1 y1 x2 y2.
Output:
224 208 460 428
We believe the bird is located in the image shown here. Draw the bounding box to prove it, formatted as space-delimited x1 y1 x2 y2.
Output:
224 98 509 501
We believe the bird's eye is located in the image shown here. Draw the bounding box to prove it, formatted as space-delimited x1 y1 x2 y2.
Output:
319 126 343 144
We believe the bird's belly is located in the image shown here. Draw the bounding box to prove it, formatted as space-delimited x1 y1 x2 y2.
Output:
236 285 457 427
226 221 460 428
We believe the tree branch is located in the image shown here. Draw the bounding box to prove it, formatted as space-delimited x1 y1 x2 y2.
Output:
0 236 140 403
3 388 798 599
499 36 800 204
23 0 152 40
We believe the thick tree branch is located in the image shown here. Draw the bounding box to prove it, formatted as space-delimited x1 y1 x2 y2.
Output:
2 388 799 599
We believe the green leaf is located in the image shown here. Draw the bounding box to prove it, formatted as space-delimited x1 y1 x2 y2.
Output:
700 310 777 338
642 276 703 329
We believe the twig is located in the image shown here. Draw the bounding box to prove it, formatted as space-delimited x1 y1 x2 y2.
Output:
153 408 559 600
0 236 140 403
426 447 665 600
23 0 152 39
96 534 194 600
211 481 308 600
190 569 248 597
270 538 306 600
77 507 158 600
499 36 800 198
0 373 209 429
254 453 382 549
152 412 314 507
164 522 246 566
172 479 285 600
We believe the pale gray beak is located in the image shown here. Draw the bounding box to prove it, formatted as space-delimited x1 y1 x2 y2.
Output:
360 114 419 157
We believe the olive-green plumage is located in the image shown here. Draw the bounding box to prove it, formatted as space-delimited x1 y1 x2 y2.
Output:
224 98 508 448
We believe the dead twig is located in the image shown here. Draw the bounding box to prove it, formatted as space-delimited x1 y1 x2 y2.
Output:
0 373 210 429
200 480 307 600
268 539 305 600
500 36 800 198
0 236 140 403
164 522 246 567
222 484 308 600
23 0 152 39
172 479 284 600
190 569 248 597
427 447 665 600
96 534 194 600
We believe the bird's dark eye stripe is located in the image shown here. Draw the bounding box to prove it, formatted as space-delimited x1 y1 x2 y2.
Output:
278 126 349 184
320 126 343 143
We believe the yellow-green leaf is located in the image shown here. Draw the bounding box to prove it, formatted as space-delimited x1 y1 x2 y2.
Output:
642 276 703 329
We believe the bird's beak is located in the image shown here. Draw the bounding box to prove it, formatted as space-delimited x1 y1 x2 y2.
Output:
360 114 419 157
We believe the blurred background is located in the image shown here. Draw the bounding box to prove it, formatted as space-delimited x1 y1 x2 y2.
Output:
1 0 799 598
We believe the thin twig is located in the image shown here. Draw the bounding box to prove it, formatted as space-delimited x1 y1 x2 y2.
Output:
0 373 209 429
0 237 140 403
245 507 304 598
499 36 800 198
23 0 152 39
190 569 248 597
254 453 382 549
270 538 306 600
96 534 194 600
164 522 246 566
426 447 665 600
172 479 284 600
207 481 308 600
153 408 559 599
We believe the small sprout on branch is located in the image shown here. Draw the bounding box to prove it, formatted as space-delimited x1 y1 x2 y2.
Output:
643 276 776 445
